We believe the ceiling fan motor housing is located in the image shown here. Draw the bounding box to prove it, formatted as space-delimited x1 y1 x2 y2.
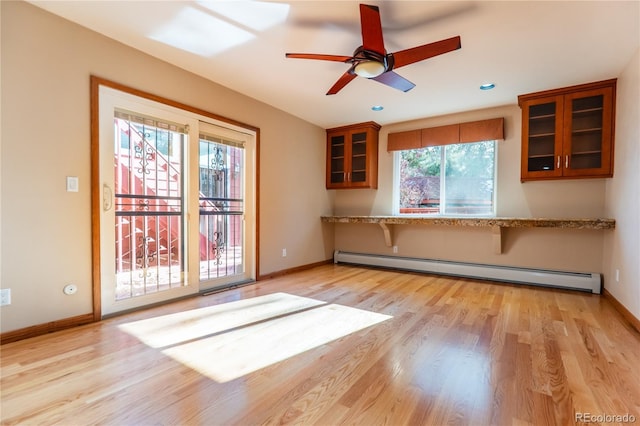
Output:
351 46 394 77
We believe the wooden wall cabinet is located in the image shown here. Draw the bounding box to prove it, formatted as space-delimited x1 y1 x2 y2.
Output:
518 79 616 182
326 121 380 189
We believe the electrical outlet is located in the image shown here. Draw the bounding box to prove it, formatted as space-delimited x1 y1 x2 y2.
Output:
63 284 78 295
282 248 287 257
0 289 11 306
615 269 620 282
392 245 398 254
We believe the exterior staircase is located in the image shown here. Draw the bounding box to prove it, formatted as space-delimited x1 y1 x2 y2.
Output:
114 120 217 272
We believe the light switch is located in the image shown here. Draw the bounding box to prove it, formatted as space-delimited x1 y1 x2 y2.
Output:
66 176 79 192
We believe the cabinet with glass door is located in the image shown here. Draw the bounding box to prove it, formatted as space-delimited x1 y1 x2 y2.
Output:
519 79 616 181
326 121 380 189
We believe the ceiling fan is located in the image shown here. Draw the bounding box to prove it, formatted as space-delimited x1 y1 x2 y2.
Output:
285 4 462 95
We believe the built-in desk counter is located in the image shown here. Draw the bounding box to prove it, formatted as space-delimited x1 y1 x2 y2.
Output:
321 216 615 254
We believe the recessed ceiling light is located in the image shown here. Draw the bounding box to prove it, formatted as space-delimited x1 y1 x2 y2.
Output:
480 83 496 90
371 105 384 111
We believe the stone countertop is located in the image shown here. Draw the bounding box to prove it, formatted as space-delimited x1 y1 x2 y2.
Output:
321 215 616 230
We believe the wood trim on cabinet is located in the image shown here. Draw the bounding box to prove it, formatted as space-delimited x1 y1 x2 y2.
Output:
326 121 381 133
517 78 618 106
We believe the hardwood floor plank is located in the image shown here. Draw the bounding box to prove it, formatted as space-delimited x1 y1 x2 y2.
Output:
2 264 640 425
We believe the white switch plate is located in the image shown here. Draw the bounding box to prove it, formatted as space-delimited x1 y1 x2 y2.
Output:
66 176 79 192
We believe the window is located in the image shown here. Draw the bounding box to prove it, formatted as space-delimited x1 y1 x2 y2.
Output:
396 140 496 215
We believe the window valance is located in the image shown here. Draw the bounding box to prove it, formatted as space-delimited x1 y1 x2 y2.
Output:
387 117 504 151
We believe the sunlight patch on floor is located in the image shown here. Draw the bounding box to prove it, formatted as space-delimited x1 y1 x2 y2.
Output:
118 293 326 348
119 293 392 383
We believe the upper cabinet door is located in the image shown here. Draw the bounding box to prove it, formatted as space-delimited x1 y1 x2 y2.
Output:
518 79 616 182
562 86 614 178
327 131 347 187
520 95 564 181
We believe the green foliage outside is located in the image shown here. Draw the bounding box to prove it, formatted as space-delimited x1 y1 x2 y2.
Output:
400 141 495 213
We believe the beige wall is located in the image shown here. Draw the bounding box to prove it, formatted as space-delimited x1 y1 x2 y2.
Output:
333 104 609 272
603 48 640 320
0 2 333 333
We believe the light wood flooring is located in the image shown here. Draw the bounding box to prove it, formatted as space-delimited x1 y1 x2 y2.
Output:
2 264 640 425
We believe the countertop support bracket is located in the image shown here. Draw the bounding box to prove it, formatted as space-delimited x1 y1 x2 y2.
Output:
492 225 503 254
379 222 393 247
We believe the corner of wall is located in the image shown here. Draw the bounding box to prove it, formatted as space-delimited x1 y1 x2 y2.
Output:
603 47 640 322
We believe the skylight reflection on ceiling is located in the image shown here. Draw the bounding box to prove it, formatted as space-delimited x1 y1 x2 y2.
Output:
149 7 253 57
149 2 290 57
197 1 290 31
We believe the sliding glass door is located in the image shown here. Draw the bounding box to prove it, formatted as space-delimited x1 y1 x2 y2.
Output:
97 85 255 316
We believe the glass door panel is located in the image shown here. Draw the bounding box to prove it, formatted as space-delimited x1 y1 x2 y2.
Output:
329 134 346 184
199 134 245 284
569 94 603 170
527 102 557 172
113 112 186 301
350 131 368 183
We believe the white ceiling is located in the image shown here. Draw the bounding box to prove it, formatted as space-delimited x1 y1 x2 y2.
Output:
29 1 639 129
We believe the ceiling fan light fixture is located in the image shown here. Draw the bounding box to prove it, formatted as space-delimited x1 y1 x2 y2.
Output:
354 60 386 78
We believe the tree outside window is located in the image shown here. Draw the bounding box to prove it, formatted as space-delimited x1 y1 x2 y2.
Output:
398 141 496 215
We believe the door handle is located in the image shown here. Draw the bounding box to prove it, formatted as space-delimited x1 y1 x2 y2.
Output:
103 183 113 211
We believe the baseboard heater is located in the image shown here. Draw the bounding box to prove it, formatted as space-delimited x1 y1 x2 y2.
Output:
333 250 601 294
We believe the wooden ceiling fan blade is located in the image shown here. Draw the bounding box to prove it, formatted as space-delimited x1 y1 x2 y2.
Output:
327 71 357 95
360 4 386 54
371 71 415 92
391 36 461 69
285 53 353 63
